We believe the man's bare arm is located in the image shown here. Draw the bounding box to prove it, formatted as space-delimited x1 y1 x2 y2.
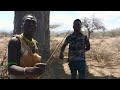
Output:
59 42 68 59
85 36 90 51
8 37 26 76
8 37 45 77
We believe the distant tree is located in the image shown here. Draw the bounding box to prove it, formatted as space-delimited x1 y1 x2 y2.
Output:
0 31 10 37
82 17 105 38
50 24 61 29
50 24 61 35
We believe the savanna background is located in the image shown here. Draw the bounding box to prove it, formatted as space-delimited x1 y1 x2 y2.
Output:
1 29 120 79
1 11 120 79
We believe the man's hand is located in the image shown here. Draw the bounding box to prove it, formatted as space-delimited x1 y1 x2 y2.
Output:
25 63 46 76
34 63 46 75
59 53 64 60
79 49 85 54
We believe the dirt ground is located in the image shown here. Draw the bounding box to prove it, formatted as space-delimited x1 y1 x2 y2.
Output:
1 36 120 79
51 37 120 79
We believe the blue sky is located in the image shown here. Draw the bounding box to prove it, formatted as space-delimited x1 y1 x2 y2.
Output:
0 11 120 32
0 11 14 32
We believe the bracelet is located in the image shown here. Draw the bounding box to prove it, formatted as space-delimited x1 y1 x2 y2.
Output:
23 67 28 77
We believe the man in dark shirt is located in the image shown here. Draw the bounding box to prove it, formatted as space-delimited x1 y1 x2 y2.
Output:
59 19 90 79
8 14 46 79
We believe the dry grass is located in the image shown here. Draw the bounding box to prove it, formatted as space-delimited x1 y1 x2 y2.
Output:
86 37 120 78
49 31 120 79
87 37 120 65
11 36 120 79
0 36 10 79
1 30 120 79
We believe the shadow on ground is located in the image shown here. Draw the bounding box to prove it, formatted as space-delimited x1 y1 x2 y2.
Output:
50 58 71 79
86 66 120 79
50 57 120 79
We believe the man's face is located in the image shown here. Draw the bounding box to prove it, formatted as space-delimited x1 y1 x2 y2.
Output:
73 21 81 32
23 19 37 36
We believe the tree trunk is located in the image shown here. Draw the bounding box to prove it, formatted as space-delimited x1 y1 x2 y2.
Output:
14 11 50 62
88 29 91 39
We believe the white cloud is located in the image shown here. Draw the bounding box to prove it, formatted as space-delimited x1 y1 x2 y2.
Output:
50 11 120 31
74 11 95 18
1 11 120 32
0 11 14 32
50 13 76 32
0 20 13 30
